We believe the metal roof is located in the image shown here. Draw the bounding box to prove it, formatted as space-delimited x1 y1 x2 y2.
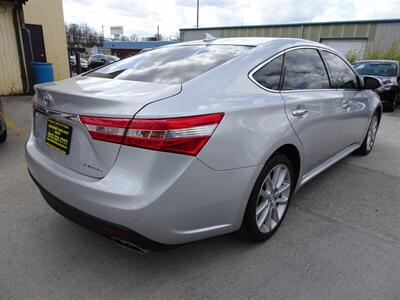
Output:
4 0 29 4
104 40 179 50
180 18 400 31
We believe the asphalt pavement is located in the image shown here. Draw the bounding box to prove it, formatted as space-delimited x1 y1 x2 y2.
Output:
0 95 399 299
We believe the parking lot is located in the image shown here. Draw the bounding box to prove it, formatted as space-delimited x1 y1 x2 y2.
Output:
1 95 400 299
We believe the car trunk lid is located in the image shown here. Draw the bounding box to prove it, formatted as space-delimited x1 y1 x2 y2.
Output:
33 77 181 178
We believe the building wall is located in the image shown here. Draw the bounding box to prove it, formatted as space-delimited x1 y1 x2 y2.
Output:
373 23 400 50
23 0 69 81
0 1 24 95
180 21 400 58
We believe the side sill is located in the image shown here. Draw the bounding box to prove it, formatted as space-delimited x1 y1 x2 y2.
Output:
300 143 360 186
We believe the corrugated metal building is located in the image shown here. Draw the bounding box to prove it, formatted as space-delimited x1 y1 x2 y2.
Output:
104 40 180 58
0 0 69 96
180 19 400 58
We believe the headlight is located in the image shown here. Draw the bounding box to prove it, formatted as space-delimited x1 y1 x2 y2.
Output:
377 84 394 92
383 84 393 91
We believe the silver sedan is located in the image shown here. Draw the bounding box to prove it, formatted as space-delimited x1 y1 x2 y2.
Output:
26 37 382 252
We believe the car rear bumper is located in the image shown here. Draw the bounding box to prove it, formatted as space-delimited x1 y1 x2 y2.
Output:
29 171 173 252
26 135 260 246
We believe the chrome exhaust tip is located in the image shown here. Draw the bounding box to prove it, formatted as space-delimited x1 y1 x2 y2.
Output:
111 237 148 254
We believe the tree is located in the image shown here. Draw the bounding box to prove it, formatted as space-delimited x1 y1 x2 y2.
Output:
65 23 104 48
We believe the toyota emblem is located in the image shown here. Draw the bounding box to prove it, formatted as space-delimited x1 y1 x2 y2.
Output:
43 94 54 107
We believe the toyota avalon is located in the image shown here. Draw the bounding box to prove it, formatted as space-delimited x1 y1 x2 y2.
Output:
26 37 382 252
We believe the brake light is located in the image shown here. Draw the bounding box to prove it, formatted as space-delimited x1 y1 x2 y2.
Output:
80 113 224 156
79 116 130 143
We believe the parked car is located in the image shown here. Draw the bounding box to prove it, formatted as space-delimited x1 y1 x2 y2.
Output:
353 60 399 111
0 100 7 143
80 58 88 71
26 38 382 253
88 54 120 70
70 56 88 73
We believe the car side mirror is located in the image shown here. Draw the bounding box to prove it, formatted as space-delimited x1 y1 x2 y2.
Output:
363 76 381 90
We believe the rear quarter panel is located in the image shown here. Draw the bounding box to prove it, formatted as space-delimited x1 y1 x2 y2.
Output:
136 55 303 172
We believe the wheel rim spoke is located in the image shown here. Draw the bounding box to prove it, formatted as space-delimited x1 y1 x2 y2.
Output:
276 182 290 195
264 207 272 231
275 168 287 190
256 199 269 216
271 205 279 224
257 202 270 228
276 195 289 205
271 166 281 188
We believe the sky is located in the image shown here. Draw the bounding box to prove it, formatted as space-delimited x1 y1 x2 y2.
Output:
62 0 400 39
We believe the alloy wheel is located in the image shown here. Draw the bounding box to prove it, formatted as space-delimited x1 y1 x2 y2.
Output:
366 115 378 151
255 164 291 233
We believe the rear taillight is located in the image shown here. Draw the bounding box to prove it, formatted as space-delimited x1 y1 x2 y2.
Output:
79 116 130 143
80 113 224 156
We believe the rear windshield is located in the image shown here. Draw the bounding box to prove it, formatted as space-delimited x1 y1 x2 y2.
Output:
354 62 398 77
87 45 251 84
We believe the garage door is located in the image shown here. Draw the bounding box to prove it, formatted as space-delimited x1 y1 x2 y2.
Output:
320 39 367 58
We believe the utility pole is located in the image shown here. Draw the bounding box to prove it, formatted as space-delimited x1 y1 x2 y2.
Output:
157 25 160 40
196 0 199 28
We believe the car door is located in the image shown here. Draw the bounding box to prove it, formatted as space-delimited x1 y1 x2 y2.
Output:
280 48 343 173
321 50 370 149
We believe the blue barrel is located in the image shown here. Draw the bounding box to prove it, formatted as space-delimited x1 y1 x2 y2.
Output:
30 62 54 84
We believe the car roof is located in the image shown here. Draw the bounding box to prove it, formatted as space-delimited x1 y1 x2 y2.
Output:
166 37 323 48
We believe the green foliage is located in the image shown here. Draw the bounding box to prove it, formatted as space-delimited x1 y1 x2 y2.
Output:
346 50 360 64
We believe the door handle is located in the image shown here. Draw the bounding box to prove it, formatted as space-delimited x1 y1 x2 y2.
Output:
292 109 308 116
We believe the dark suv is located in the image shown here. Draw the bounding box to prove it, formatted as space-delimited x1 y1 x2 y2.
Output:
354 60 399 111
88 54 120 70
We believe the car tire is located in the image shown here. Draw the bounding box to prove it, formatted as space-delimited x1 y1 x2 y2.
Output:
387 92 398 112
0 126 7 143
355 112 379 156
241 153 294 242
387 100 396 112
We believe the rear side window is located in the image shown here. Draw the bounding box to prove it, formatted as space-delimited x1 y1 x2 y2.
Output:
322 51 358 89
88 45 250 84
282 49 330 90
252 55 283 90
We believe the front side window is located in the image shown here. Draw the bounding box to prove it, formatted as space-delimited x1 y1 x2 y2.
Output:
252 55 283 90
87 45 251 84
353 62 398 77
322 51 358 89
282 49 330 90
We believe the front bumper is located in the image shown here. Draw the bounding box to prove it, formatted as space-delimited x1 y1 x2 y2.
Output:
26 135 260 246
377 88 397 105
